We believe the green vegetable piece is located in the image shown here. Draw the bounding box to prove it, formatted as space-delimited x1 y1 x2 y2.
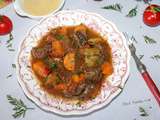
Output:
56 34 65 40
84 48 101 67
50 63 57 70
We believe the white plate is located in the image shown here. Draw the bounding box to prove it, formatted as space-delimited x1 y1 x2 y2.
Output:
16 10 130 116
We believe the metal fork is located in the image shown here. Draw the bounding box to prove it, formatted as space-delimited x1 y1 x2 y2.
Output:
123 32 160 106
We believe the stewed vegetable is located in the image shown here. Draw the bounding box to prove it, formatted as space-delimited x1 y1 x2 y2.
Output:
31 24 113 101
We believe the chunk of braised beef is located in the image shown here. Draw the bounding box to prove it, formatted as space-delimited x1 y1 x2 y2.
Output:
75 31 87 45
44 43 52 53
85 68 102 83
45 34 55 43
31 47 47 59
69 34 80 48
63 83 86 98
79 84 95 99
70 28 88 47
31 43 52 59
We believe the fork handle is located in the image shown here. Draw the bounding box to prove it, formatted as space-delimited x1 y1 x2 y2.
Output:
141 71 160 106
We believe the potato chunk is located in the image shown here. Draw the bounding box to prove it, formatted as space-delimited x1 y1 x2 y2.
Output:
32 60 50 78
52 40 64 57
83 48 100 67
63 52 75 71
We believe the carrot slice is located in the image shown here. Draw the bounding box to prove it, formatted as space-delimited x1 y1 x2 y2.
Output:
101 62 113 75
52 40 64 57
58 27 68 35
54 83 67 91
74 24 87 33
72 73 85 83
32 60 50 78
63 52 75 71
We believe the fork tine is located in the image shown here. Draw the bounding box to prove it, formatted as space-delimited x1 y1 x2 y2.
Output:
122 32 133 45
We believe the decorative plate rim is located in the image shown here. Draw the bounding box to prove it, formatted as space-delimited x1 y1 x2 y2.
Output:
16 9 130 116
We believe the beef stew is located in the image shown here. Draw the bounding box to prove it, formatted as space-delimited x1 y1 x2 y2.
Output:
31 24 113 101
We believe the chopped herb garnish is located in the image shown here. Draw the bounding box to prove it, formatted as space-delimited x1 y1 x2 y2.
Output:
102 3 123 12
7 95 34 118
6 33 14 51
6 74 12 79
56 34 65 40
144 35 156 44
50 63 57 70
126 6 138 17
139 107 149 117
12 64 16 69
6 33 13 44
9 32 13 40
151 54 160 61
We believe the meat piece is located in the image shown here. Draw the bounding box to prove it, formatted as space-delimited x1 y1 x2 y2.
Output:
75 83 86 95
45 34 56 43
79 84 95 99
74 50 85 71
44 43 52 53
70 24 88 47
70 34 81 48
31 47 47 59
75 31 87 45
63 83 86 98
74 24 87 41
85 68 102 83
56 61 72 83
31 43 52 59
63 36 75 52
